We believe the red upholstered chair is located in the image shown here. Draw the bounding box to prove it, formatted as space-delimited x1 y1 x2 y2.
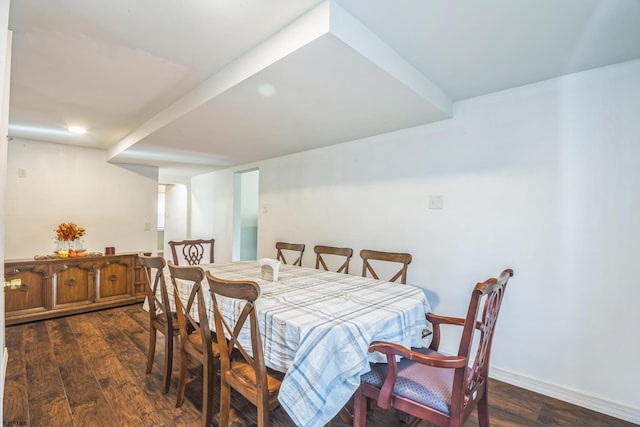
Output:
138 254 178 394
353 269 514 427
168 238 214 266
275 242 305 266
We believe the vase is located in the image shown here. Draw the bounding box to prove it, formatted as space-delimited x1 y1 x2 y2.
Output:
72 239 84 251
56 240 72 252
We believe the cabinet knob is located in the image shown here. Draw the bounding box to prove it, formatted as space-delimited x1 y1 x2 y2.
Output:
19 283 29 292
67 279 77 287
109 274 117 282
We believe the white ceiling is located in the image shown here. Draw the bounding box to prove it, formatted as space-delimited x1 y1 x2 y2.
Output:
7 0 640 175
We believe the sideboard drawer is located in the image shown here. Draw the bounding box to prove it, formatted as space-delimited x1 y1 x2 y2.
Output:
4 264 49 319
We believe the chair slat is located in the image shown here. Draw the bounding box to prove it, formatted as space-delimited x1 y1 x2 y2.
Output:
360 249 412 284
168 239 215 265
275 242 305 266
314 245 353 274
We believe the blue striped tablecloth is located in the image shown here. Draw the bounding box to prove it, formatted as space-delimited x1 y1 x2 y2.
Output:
162 260 431 427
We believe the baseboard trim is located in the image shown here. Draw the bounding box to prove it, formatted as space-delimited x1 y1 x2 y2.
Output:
491 367 640 424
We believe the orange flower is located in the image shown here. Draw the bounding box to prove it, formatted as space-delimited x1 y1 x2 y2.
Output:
55 222 86 241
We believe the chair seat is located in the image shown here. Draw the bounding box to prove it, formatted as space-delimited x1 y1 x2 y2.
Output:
361 349 454 415
186 332 220 357
153 312 179 332
229 360 282 396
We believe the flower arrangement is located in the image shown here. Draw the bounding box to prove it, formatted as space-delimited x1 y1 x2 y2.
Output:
55 222 86 242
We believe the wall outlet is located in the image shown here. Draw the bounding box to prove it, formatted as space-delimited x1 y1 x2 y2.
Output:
144 221 151 231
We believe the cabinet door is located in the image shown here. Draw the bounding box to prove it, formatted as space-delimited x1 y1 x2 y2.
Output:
54 261 94 306
96 257 132 300
132 254 149 297
4 265 50 315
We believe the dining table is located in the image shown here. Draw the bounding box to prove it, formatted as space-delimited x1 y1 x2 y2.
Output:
158 260 431 427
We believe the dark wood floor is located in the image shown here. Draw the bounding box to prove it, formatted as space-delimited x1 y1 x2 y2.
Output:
2 304 635 427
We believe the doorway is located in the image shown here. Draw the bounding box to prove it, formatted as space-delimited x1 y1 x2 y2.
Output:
232 169 259 261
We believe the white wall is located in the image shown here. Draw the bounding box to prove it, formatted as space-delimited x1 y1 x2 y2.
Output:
0 0 11 416
191 59 640 422
192 171 233 262
162 183 188 259
5 139 158 258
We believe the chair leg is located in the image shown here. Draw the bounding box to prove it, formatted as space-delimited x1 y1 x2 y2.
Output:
256 399 269 427
353 386 367 427
219 378 231 427
162 333 173 394
336 404 353 425
146 326 157 374
175 349 188 408
477 391 490 427
202 358 214 427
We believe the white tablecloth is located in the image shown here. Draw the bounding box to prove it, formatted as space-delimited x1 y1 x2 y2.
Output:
162 261 431 427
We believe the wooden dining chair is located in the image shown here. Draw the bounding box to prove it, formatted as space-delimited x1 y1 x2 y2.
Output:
360 249 412 284
206 272 282 427
275 241 305 266
353 268 514 427
167 263 220 427
138 254 178 394
168 238 215 266
314 245 354 274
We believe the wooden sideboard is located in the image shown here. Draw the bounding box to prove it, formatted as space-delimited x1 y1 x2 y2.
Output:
3 252 147 325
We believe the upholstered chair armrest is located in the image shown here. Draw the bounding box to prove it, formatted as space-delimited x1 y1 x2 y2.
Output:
426 313 465 350
368 341 467 409
426 313 465 327
369 341 466 369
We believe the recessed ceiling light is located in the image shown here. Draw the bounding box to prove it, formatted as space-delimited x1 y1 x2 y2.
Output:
68 126 86 134
257 83 276 97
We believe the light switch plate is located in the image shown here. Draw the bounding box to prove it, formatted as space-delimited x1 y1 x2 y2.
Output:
428 195 444 210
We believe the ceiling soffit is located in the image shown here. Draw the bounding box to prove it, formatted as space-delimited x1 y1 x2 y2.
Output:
109 0 452 169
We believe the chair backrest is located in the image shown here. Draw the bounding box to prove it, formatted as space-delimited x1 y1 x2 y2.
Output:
168 238 215 266
275 242 305 266
363 269 513 426
206 272 266 392
360 249 412 284
167 263 211 345
314 245 353 274
138 254 171 321
454 268 513 403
